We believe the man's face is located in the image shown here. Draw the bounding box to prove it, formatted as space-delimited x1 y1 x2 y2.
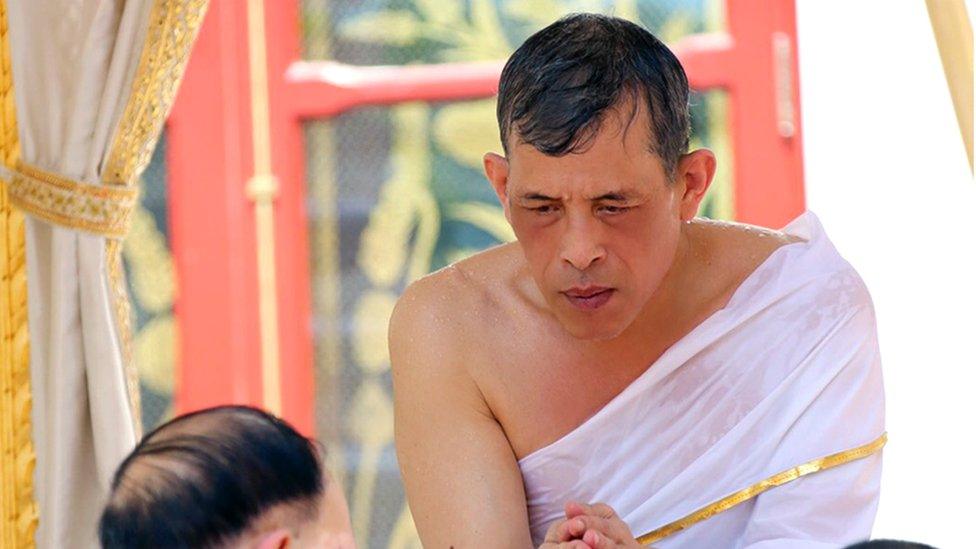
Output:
494 106 684 341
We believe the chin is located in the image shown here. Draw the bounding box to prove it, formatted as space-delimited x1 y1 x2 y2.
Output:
558 315 628 342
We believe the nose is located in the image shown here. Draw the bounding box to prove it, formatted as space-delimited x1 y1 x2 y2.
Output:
559 217 606 271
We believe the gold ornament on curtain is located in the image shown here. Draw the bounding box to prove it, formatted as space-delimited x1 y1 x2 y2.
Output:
8 161 139 238
102 0 209 433
104 0 209 187
0 0 37 547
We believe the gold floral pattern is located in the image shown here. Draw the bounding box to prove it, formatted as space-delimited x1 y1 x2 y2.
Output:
103 0 210 433
8 162 139 239
0 1 37 546
0 179 36 549
103 0 209 186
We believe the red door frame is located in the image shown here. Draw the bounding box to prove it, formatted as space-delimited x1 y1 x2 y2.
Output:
168 0 805 432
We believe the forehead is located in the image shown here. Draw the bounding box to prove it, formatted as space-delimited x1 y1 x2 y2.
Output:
507 103 663 196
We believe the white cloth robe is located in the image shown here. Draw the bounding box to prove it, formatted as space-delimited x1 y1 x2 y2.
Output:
518 212 885 548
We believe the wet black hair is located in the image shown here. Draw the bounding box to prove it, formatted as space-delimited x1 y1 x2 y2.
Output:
497 13 691 175
98 405 324 548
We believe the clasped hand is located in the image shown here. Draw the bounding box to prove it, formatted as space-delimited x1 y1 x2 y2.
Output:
539 501 645 549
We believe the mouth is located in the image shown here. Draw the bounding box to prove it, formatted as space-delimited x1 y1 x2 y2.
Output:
561 286 615 311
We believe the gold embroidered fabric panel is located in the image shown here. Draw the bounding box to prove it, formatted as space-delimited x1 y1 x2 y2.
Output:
0 0 38 546
101 0 208 430
0 179 36 549
102 0 209 186
636 433 889 545
60 0 210 425
8 162 139 239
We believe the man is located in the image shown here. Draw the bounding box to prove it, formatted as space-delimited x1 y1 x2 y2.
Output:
391 13 884 549
99 406 354 548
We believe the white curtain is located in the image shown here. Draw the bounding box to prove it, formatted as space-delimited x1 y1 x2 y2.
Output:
5 1 207 546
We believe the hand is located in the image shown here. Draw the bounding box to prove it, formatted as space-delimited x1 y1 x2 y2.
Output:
539 501 642 549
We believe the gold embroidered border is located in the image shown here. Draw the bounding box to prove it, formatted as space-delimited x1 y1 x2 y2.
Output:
106 238 142 438
0 178 36 549
0 0 38 546
100 0 209 434
636 433 888 545
102 0 209 186
8 162 139 239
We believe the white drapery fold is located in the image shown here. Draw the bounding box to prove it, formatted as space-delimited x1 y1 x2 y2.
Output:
4 1 207 546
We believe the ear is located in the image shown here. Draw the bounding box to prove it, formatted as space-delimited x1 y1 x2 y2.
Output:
255 529 291 549
483 152 512 221
675 149 716 222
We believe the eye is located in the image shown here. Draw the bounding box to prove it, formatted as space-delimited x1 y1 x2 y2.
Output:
530 204 558 215
598 205 632 215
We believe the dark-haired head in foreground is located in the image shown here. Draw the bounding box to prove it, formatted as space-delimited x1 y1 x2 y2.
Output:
844 540 937 549
99 405 353 549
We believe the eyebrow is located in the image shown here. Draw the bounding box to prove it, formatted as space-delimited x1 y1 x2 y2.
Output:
520 192 558 201
518 191 636 202
588 192 633 202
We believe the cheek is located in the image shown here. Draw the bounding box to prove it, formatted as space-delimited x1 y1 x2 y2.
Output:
511 216 559 276
612 214 680 290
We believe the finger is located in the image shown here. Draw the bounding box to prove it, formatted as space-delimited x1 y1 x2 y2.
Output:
581 512 639 544
565 500 590 519
573 515 613 538
583 529 615 549
556 518 587 541
546 518 587 543
544 519 563 542
589 502 616 519
543 541 586 549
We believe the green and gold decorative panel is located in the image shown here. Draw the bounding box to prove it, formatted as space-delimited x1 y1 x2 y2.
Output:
301 1 730 547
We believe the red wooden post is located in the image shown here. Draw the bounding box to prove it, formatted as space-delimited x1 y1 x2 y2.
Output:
724 0 806 227
168 1 263 412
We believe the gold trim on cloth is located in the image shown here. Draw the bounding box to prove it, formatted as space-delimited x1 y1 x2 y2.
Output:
8 161 139 239
0 180 36 549
107 238 141 437
636 433 888 545
102 0 209 186
0 0 38 545
100 0 209 432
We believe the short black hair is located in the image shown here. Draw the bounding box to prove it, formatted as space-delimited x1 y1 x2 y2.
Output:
844 541 936 549
99 405 324 548
497 13 691 175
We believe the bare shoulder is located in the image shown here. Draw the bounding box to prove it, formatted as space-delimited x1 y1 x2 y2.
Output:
388 243 523 373
688 217 804 296
390 244 535 548
692 217 802 264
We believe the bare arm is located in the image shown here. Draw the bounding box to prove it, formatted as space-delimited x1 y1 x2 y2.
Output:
390 277 534 548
